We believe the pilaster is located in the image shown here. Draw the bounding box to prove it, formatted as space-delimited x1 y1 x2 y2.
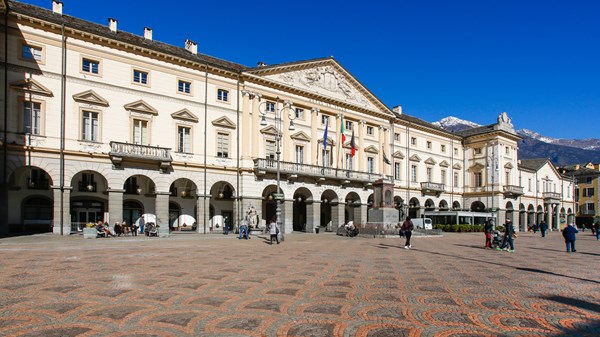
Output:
155 192 170 237
52 186 72 235
331 202 345 232
307 201 320 233
108 189 125 226
311 108 320 165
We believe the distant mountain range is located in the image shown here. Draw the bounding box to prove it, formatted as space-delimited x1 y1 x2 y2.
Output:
432 116 600 166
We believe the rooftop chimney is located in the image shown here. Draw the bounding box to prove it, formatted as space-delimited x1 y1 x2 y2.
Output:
392 105 402 114
144 27 153 40
108 18 118 33
185 39 197 55
52 0 63 15
257 61 267 67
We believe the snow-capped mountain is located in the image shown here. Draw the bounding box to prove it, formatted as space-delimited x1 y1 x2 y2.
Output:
431 116 481 132
432 117 600 166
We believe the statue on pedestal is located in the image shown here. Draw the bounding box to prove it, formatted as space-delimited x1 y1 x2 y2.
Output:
247 205 258 228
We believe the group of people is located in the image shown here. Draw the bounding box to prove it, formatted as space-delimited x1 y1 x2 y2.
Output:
527 220 548 237
94 215 145 237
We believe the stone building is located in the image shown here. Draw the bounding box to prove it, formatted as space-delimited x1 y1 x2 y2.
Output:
0 0 574 236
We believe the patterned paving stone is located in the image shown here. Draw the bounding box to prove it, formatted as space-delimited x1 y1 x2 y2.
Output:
1 231 599 336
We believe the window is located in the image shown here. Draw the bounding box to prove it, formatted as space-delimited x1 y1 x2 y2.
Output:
346 120 353 130
474 172 483 187
295 145 304 164
266 101 275 113
321 114 329 125
427 141 432 149
441 144 446 153
474 148 482 155
81 110 99 142
394 133 400 141
22 44 42 61
528 178 532 192
23 101 42 135
178 126 191 153
217 89 229 102
266 140 276 161
454 147 458 155
585 203 595 212
583 188 594 197
346 153 353 170
427 167 432 181
411 165 417 182
411 137 417 146
178 80 191 94
133 69 148 84
322 148 331 167
216 132 229 158
367 157 375 174
453 172 459 188
82 58 99 74
505 146 510 155
366 126 373 135
79 173 96 192
295 108 304 119
505 171 510 185
586 177 593 184
441 169 446 185
394 162 401 180
28 168 50 190
132 119 148 145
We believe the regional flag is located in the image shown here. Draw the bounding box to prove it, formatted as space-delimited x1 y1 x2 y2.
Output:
340 115 346 144
350 129 356 157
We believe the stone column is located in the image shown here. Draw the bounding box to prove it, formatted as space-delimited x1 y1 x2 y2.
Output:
196 195 210 233
554 204 560 230
155 192 170 237
283 199 292 234
107 189 124 226
251 94 261 159
378 126 385 175
233 198 240 230
52 186 72 235
360 204 368 224
331 202 345 232
241 91 251 160
545 205 552 232
307 201 320 233
311 108 319 165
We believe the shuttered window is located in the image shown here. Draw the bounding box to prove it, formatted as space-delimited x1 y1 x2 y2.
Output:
217 132 229 158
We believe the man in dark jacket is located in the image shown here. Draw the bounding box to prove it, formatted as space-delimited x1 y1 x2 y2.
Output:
562 223 578 252
497 219 515 252
402 217 414 249
539 220 547 237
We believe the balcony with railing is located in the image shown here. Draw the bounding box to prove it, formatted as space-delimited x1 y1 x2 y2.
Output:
503 185 524 199
420 182 445 196
542 192 562 203
109 141 172 172
254 158 390 185
579 209 596 216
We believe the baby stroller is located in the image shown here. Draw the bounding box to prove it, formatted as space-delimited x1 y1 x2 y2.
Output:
238 223 250 239
145 222 158 237
490 230 502 249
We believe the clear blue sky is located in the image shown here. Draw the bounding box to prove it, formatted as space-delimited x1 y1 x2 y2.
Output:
20 0 600 139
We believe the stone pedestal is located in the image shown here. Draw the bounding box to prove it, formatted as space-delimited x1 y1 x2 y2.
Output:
368 208 399 225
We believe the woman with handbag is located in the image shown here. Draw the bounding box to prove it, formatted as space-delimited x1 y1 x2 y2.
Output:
401 217 414 249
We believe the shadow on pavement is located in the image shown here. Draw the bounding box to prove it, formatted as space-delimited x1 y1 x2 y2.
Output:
544 295 600 337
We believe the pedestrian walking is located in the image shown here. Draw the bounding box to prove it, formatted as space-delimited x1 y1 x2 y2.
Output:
497 219 515 252
539 220 547 237
401 217 414 249
269 217 280 245
562 223 578 252
594 221 600 240
484 219 494 249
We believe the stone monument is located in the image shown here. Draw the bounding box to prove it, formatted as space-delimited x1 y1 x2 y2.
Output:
367 178 399 224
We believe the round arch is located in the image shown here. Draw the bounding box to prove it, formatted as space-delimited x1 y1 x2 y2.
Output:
292 187 314 232
408 197 420 219
452 201 461 210
320 189 339 230
21 196 53 233
211 181 236 232
343 191 362 225
471 201 485 212
439 200 449 211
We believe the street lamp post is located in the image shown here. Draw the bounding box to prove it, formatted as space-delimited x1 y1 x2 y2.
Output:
259 97 295 238
487 154 499 226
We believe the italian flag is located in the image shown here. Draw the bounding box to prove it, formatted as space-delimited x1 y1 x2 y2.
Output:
340 115 346 144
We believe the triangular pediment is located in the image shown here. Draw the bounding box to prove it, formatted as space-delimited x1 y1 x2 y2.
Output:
470 163 485 171
171 108 199 123
424 157 437 165
10 78 53 97
244 58 394 118
318 137 336 147
504 162 514 169
364 145 379 154
72 90 109 106
291 131 311 142
393 151 405 159
260 125 279 136
124 100 158 115
409 154 421 162
453 163 462 170
440 160 450 168
212 116 236 129
343 140 358 149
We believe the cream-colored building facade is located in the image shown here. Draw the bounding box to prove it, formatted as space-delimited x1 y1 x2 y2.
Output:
0 0 574 236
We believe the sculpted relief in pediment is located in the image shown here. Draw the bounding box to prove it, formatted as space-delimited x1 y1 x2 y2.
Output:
270 66 375 109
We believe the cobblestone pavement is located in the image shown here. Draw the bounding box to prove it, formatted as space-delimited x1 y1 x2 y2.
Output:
0 230 598 337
